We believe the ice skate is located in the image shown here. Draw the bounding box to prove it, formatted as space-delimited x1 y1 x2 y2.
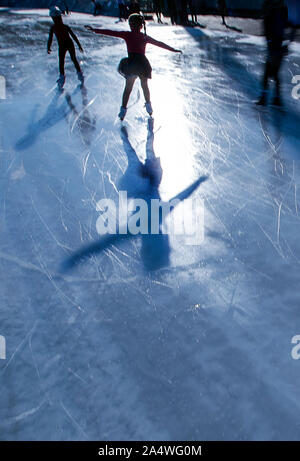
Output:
255 93 267 106
57 74 65 89
271 96 282 107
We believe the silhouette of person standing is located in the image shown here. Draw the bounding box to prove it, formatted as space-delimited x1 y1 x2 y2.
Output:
218 0 228 25
256 0 288 106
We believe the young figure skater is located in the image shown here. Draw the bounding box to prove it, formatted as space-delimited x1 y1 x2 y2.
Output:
85 13 182 120
48 6 84 89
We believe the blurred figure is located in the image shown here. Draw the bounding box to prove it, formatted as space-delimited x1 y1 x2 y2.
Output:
167 0 177 25
286 0 300 41
176 0 188 25
153 0 163 23
218 0 227 25
117 0 128 21
91 0 102 16
129 0 141 15
189 0 198 24
256 0 289 107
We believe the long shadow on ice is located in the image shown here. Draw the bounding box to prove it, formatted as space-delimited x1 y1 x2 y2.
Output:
62 119 208 272
15 85 97 151
15 89 71 151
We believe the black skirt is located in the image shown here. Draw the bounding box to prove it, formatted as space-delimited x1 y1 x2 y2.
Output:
118 53 152 79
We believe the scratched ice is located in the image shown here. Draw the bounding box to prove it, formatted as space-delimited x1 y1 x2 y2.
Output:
1 9 300 441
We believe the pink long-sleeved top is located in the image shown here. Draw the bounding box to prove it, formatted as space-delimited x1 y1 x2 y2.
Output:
93 29 177 55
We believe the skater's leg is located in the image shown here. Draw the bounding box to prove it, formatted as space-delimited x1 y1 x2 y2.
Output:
140 78 153 115
221 7 226 25
68 42 82 73
59 46 67 76
140 77 150 103
272 57 283 105
263 64 269 92
272 76 282 105
256 61 270 105
122 76 136 108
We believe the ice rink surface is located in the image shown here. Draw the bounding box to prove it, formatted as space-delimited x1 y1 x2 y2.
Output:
1 9 300 440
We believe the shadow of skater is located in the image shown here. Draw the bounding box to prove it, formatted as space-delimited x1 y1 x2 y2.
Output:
65 85 97 147
62 118 208 272
121 119 168 270
15 89 71 151
16 86 97 151
225 24 243 33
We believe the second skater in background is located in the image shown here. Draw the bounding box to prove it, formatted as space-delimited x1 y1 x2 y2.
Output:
48 6 84 89
85 13 182 120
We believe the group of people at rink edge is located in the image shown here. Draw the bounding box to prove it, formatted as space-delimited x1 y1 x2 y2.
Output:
47 0 297 121
116 0 228 26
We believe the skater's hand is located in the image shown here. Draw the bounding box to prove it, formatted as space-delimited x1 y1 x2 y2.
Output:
85 25 94 32
175 49 182 54
47 49 51 54
79 46 84 53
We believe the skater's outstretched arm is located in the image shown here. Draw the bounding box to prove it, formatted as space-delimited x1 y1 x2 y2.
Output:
146 35 182 53
68 27 83 52
85 25 126 39
47 26 54 53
